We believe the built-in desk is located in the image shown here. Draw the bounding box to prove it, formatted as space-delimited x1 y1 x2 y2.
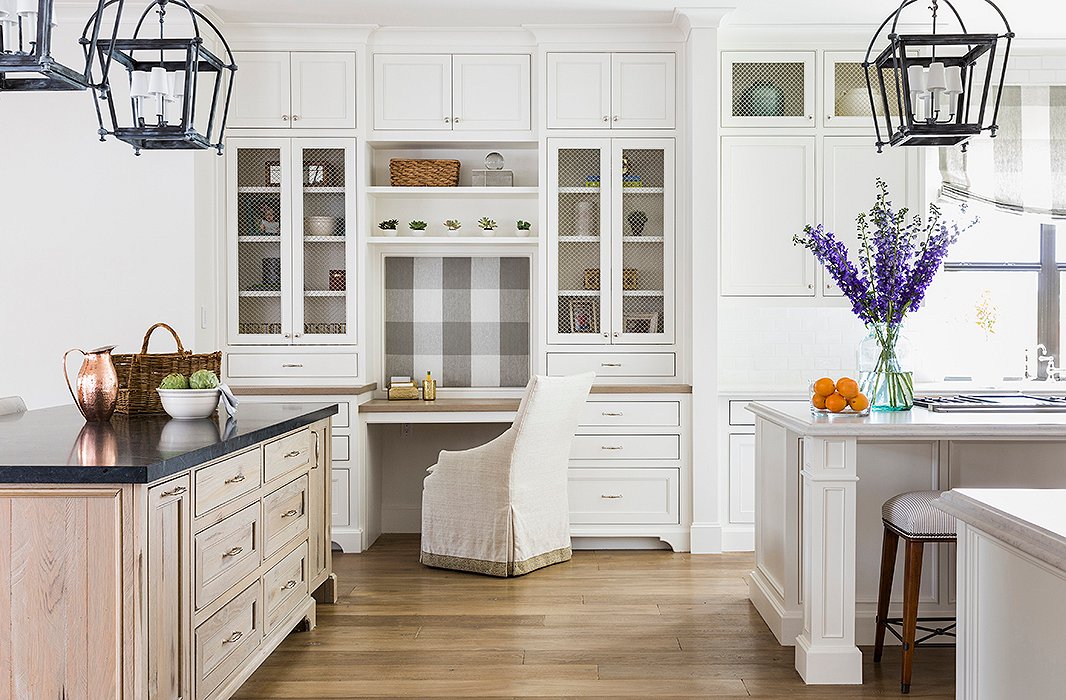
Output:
351 386 694 554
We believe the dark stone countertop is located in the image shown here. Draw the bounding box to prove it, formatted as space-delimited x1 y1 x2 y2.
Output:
0 402 338 484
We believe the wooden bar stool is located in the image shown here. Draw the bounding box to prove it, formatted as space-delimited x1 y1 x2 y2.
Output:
874 490 957 694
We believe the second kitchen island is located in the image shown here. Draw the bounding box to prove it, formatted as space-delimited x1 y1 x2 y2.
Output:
747 400 1066 685
0 402 337 700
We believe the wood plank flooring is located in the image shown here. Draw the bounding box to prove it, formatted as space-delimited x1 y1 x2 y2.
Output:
235 535 953 698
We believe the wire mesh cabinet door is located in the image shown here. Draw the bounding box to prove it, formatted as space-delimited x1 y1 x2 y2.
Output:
721 51 815 128
228 139 294 345
611 140 674 344
823 51 903 129
291 140 358 345
548 139 612 345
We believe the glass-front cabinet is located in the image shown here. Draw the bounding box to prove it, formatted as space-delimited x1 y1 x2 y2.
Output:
227 138 357 345
548 138 674 345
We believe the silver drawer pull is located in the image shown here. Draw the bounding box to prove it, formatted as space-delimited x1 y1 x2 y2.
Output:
282 363 304 368
600 362 622 367
601 411 623 417
225 474 246 484
223 546 243 558
284 450 301 458
601 445 624 451
282 579 298 590
161 486 186 498
223 631 243 644
601 494 623 499
281 509 299 518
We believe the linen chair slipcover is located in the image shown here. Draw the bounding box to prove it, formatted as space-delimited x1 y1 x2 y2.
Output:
420 372 595 577
0 397 27 416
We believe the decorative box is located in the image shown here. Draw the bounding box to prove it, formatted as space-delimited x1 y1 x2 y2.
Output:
622 268 640 290
584 268 600 290
388 383 420 400
471 169 513 187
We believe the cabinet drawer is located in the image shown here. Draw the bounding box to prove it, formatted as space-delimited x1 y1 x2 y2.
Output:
195 582 262 698
332 468 350 527
264 428 313 483
194 503 260 610
569 468 680 524
194 448 262 517
263 475 310 556
264 541 309 632
547 352 675 378
331 435 350 462
570 434 680 461
227 352 358 379
581 400 680 427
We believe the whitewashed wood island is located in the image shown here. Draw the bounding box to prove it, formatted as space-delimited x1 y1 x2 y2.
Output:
747 401 1066 685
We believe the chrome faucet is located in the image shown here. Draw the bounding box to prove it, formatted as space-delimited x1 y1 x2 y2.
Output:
1034 344 1066 381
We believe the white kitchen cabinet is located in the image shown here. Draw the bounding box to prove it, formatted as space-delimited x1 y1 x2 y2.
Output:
548 138 675 346
226 138 357 346
373 54 452 130
722 51 815 128
721 136 817 296
452 54 531 131
373 53 531 131
729 433 756 524
822 137 921 295
547 52 675 130
230 52 357 129
823 51 902 128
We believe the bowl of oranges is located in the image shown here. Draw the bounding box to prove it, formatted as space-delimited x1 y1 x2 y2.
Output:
810 376 870 416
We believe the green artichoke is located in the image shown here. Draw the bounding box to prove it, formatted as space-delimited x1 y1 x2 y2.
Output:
159 373 189 390
189 369 220 389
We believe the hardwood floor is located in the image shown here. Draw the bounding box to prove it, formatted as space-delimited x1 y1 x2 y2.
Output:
235 535 954 698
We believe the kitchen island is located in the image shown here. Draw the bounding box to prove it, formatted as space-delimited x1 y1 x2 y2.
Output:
747 401 1066 685
0 402 337 700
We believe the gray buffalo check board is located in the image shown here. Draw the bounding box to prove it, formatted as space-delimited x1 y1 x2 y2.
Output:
385 257 530 387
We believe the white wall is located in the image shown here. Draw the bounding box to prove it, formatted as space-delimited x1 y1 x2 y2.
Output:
0 26 199 409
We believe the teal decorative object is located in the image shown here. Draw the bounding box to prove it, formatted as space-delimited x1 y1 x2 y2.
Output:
741 81 785 117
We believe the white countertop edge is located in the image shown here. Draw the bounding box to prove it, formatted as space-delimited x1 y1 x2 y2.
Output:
935 489 1066 573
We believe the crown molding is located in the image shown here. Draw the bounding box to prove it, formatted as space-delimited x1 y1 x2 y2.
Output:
524 23 684 45
673 7 738 37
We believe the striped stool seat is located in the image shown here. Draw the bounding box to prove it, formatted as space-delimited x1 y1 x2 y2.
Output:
882 490 956 540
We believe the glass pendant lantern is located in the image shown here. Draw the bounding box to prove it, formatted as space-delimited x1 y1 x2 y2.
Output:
864 0 1014 152
0 0 119 91
83 0 236 155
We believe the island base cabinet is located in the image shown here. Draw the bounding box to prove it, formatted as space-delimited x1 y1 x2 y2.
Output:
147 474 193 700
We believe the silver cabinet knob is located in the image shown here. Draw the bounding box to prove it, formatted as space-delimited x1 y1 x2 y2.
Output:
281 115 289 121
613 116 619 122
444 117 451 123
602 116 609 122
292 115 300 121
453 117 460 123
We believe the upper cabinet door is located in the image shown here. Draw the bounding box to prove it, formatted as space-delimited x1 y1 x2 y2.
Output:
612 53 676 129
722 51 816 128
451 55 531 131
290 52 357 129
546 53 611 130
229 52 292 128
822 137 920 296
374 54 452 131
721 136 817 296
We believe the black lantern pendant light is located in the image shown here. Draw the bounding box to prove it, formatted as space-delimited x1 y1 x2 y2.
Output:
84 0 236 155
864 0 1013 151
0 0 120 91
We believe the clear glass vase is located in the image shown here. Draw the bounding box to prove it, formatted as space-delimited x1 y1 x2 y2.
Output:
858 323 914 412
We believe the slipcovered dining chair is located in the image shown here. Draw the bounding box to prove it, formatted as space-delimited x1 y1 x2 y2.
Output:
0 396 27 416
420 372 595 577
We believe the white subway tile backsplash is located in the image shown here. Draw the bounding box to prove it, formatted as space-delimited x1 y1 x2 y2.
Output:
1008 56 1045 70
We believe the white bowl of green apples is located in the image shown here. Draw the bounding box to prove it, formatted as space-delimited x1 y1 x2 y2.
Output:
156 370 221 420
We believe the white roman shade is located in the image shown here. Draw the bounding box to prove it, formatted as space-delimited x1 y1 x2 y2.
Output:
940 85 1066 219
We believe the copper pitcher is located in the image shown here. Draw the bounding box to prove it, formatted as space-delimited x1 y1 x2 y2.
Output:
63 345 119 422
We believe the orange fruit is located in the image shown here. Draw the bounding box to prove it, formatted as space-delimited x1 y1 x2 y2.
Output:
812 393 827 410
849 393 870 412
825 393 848 413
813 377 836 397
836 377 859 399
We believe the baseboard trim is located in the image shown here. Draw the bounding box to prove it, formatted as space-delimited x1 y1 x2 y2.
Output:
331 527 364 554
721 525 754 552
689 522 722 554
747 569 802 646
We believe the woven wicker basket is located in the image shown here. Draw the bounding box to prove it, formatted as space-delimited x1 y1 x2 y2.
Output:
389 158 460 187
113 323 222 415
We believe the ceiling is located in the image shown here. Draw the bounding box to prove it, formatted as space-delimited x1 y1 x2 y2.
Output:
201 0 1065 39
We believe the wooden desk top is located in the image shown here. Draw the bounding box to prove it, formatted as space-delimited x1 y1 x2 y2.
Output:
232 383 377 397
360 399 521 413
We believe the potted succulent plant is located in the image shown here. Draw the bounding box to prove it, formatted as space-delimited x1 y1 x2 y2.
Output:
478 217 497 237
444 219 462 237
408 220 428 237
516 220 532 237
627 210 649 236
378 219 399 237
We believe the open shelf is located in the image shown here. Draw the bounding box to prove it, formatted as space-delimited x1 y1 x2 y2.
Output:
558 187 601 194
303 187 345 193
367 236 538 245
237 187 281 194
304 290 346 297
622 187 665 194
239 290 282 297
559 236 601 243
366 186 539 198
623 290 665 296
558 290 600 297
622 236 664 242
238 236 282 243
303 236 347 243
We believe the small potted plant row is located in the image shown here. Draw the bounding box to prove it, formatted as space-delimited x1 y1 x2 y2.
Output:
376 219 534 238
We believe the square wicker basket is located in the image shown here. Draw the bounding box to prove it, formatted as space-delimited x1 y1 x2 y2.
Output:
389 159 460 187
